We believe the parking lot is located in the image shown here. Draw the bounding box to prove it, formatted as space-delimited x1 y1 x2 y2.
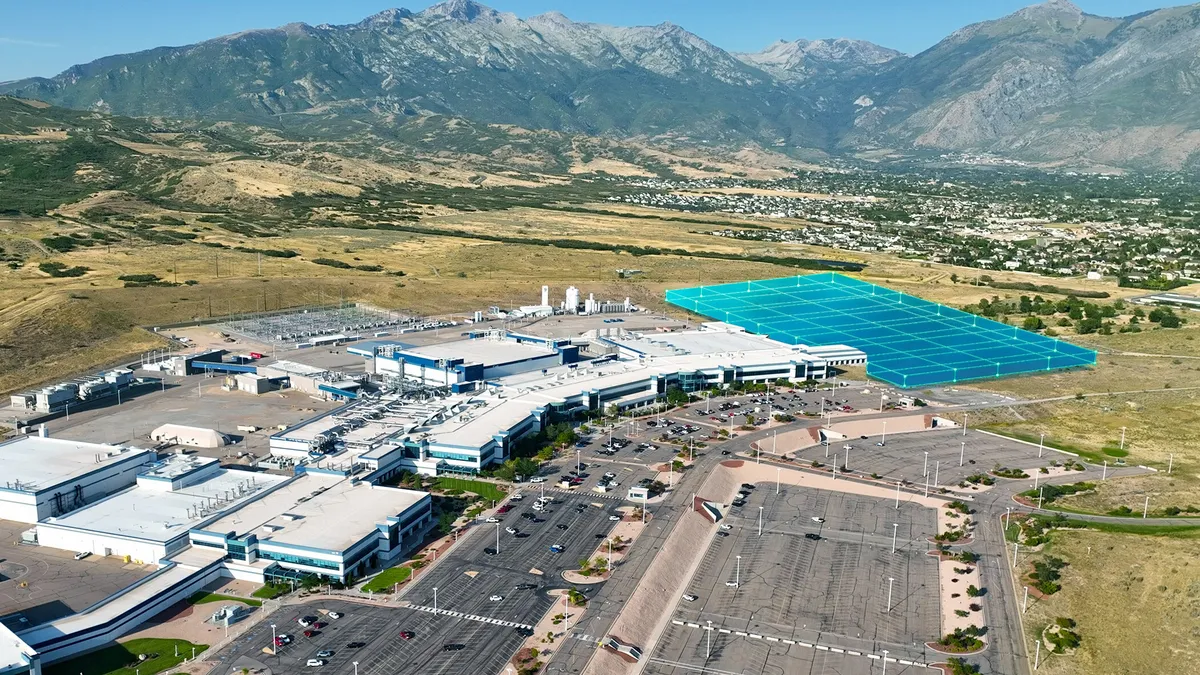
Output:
46 375 338 459
0 520 154 627
789 427 1076 492
646 485 940 675
209 491 623 675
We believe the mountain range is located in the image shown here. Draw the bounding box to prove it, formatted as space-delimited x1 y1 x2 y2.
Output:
5 0 1200 170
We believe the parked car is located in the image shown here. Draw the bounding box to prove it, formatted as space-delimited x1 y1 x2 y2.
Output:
811 517 825 523
327 612 341 620
719 524 732 530
506 526 518 534
725 581 739 588
489 594 504 601
529 477 546 483
683 594 698 602
73 551 91 560
550 544 564 553
485 516 500 523
805 533 822 541
316 650 334 658
399 631 415 640
443 644 466 652
609 515 622 521
716 531 729 538
306 659 326 667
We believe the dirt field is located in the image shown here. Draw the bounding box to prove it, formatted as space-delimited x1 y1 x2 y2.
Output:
1015 528 1200 675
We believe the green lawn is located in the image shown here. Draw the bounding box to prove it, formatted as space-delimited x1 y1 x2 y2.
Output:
187 591 263 607
251 584 289 599
435 476 506 502
45 638 208 675
361 565 413 593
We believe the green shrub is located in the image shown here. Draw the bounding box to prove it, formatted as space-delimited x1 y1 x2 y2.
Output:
38 261 89 277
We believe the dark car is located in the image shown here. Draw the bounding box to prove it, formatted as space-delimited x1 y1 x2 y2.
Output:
514 627 534 637
716 531 729 538
805 533 822 541
740 483 755 490
484 547 498 556
556 523 569 530
400 631 415 640
443 643 466 652
731 500 746 508
721 450 731 456
346 642 366 649
514 583 538 590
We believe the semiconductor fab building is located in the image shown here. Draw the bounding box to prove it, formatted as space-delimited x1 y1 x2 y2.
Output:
273 325 866 477
2 438 431 666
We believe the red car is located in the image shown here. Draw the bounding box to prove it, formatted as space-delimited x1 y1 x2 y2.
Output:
400 631 415 640
303 630 316 638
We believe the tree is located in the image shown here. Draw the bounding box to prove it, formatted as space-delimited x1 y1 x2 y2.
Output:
1022 316 1044 331
665 386 690 407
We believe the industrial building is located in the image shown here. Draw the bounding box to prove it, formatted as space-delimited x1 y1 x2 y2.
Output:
271 324 865 476
0 436 156 523
368 331 580 392
191 472 431 585
10 368 136 414
34 456 289 563
0 623 38 675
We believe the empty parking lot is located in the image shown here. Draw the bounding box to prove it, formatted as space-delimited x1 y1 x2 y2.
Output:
648 485 941 674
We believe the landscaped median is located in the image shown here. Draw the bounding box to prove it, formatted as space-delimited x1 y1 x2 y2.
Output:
44 638 208 675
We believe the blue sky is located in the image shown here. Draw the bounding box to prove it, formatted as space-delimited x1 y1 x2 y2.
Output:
0 0 1172 82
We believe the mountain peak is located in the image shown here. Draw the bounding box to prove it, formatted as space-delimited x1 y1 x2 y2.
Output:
420 0 497 22
357 8 413 27
1016 0 1084 20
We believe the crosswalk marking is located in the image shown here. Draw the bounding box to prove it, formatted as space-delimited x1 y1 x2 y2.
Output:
667 619 929 666
406 604 533 630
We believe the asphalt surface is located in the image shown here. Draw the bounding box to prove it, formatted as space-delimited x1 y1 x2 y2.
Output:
648 486 940 675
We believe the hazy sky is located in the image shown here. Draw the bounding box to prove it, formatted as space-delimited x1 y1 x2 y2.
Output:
0 0 1173 82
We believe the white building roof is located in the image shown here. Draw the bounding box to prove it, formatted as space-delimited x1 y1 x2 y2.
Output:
399 338 555 367
261 360 329 377
41 466 289 544
200 473 426 552
0 436 153 494
0 622 34 674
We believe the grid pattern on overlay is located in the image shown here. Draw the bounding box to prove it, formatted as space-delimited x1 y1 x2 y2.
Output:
665 273 1096 388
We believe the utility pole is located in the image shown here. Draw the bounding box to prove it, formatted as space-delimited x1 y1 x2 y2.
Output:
886 577 895 612
959 441 965 467
891 523 898 554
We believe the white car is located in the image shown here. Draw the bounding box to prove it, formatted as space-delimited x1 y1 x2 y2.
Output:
485 516 500 523
505 526 517 534
609 515 622 521
683 594 698 602
510 493 524 501
725 581 739 588
719 524 732 531
811 517 825 523
604 472 617 479
529 477 546 483
327 611 341 620
489 594 504 602
532 503 544 511
307 659 325 667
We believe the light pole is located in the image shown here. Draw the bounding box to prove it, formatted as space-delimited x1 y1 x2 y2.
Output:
933 461 940 489
959 441 965 467
881 650 889 675
433 587 438 612
776 467 781 495
1102 460 1107 480
735 555 741 587
1168 453 1174 475
1038 432 1044 458
270 623 277 654
1013 542 1019 569
496 522 501 554
879 392 885 413
706 620 713 659
758 506 763 536
1023 586 1029 613
882 420 887 445
353 662 359 675
894 480 901 509
1120 426 1127 451
962 413 967 436
923 451 928 477
845 447 850 474
1038 485 1044 510
1143 494 1150 519
772 430 777 457
886 577 895 613
891 523 899 554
